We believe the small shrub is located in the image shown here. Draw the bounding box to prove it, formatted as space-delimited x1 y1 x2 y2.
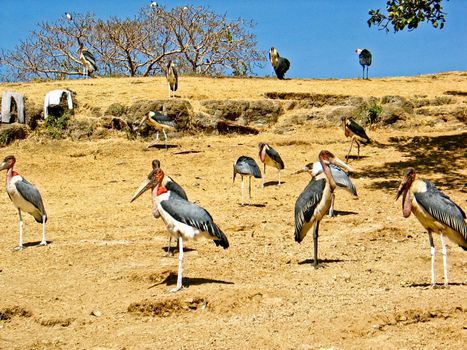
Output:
45 112 70 139
366 103 383 124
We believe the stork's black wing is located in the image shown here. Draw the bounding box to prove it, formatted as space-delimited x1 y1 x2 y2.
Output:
266 146 285 169
235 156 262 178
165 179 188 200
150 112 176 127
330 164 357 196
346 118 370 143
161 197 229 249
275 57 290 79
83 50 97 70
294 178 326 243
359 49 372 66
414 181 466 242
15 178 47 222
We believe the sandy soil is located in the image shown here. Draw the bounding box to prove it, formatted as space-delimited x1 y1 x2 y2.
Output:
0 75 466 350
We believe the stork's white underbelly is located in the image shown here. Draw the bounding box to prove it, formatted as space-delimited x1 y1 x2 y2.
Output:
7 178 38 215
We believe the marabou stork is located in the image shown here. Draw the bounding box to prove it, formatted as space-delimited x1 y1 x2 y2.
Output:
131 159 188 255
233 156 262 206
78 43 98 78
292 161 357 217
269 47 290 80
139 111 176 146
166 60 178 98
341 116 371 161
0 156 47 250
258 142 285 187
356 48 372 79
65 12 73 21
294 151 353 267
150 1 158 9
396 168 467 287
131 166 229 292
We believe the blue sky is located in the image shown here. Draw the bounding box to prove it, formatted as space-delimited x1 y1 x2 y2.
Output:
0 0 466 79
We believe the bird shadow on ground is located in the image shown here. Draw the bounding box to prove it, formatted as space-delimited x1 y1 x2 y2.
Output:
22 241 52 248
263 181 285 187
358 132 467 192
161 246 196 255
172 150 203 155
160 272 234 287
238 203 266 208
331 210 358 217
403 282 467 288
146 143 178 149
298 258 347 266
345 155 369 162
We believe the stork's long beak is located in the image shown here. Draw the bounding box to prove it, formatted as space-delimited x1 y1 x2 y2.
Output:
395 178 408 201
130 178 153 203
0 161 7 171
330 156 353 173
291 167 309 175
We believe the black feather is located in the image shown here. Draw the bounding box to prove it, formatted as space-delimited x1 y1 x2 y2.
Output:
294 178 326 243
234 156 262 178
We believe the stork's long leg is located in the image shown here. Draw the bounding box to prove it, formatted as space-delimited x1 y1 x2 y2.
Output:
428 231 436 287
362 66 365 79
312 221 320 268
39 215 47 246
346 139 354 161
356 140 361 159
16 209 24 250
163 129 168 149
241 176 245 206
171 236 184 292
155 131 160 141
278 169 281 186
248 176 252 200
262 164 266 188
440 233 449 287
328 192 335 218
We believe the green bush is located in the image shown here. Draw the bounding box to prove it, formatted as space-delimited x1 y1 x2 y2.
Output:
45 112 70 139
366 103 382 124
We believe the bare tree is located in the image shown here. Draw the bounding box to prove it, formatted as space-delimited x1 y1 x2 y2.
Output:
0 5 265 81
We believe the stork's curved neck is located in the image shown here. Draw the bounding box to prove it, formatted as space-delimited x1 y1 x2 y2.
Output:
5 167 18 186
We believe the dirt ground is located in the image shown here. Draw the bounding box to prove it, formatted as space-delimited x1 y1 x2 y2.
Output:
0 75 466 350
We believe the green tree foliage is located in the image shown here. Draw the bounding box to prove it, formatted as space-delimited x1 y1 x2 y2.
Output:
368 0 447 32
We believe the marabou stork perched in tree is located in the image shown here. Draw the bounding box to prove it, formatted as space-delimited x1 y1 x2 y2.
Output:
65 12 73 21
131 159 188 255
166 60 178 98
139 111 176 146
294 151 353 268
131 166 229 292
396 168 466 287
269 47 290 80
356 48 372 79
292 161 357 217
78 42 98 78
0 156 47 250
341 116 371 161
233 156 262 206
258 142 285 187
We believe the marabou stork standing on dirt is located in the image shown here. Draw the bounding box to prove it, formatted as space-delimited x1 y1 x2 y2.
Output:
131 166 229 292
292 161 357 217
356 48 372 79
233 156 262 206
0 156 47 250
131 159 188 255
396 168 467 287
258 142 285 187
139 111 176 146
166 60 178 98
341 116 371 161
294 151 353 267
269 47 290 80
